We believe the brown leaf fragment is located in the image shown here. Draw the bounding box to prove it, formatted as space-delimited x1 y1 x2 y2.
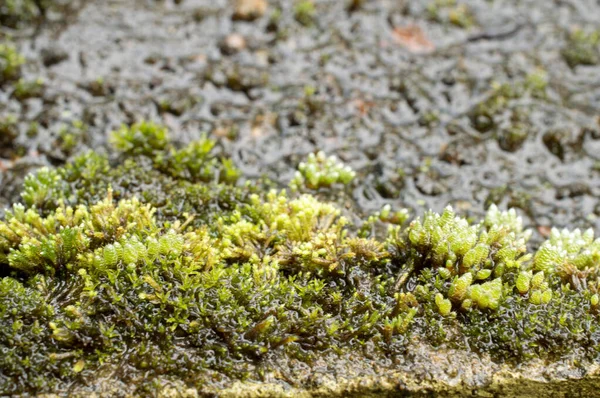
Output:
392 25 435 54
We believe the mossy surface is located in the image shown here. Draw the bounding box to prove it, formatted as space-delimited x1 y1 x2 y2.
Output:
2 123 600 395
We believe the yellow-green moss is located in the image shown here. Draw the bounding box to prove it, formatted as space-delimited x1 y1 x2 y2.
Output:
2 122 600 395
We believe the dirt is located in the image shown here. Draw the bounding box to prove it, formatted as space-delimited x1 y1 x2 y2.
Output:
2 0 600 242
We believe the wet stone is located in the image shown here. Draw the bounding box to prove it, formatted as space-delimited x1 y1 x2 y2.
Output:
220 33 247 55
40 46 69 67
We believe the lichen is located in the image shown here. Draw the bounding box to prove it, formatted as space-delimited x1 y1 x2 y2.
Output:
2 122 600 395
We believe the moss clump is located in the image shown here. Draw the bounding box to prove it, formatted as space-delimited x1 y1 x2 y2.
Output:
110 121 170 157
0 0 66 28
562 28 600 68
12 77 45 101
2 122 600 395
469 70 548 153
0 0 39 27
0 114 19 149
20 122 248 226
426 0 476 29
0 43 24 84
290 151 356 191
294 0 316 27
447 4 475 29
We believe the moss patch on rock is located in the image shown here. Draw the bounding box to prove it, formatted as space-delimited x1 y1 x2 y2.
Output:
2 123 600 395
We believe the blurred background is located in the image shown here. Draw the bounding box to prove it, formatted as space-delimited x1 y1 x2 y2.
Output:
1 0 600 244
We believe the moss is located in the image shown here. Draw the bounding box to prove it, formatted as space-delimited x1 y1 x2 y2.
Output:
3 122 600 394
0 0 68 28
0 43 24 84
12 77 45 101
290 151 356 191
470 71 548 145
562 28 600 68
110 121 170 157
0 0 40 27
55 120 87 156
0 277 62 394
0 114 19 149
294 0 316 27
447 4 475 29
426 0 476 29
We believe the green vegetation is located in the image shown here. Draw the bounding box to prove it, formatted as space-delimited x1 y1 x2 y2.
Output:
2 122 600 394
294 0 316 27
290 151 356 191
0 114 19 147
562 28 600 68
12 77 45 101
427 0 476 29
0 0 75 29
468 69 549 152
0 43 24 84
447 4 475 29
0 0 42 27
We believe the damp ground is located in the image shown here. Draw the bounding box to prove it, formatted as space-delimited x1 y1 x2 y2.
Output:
2 0 600 244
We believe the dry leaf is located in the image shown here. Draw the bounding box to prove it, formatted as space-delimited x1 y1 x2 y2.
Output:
537 225 552 238
352 99 375 116
392 25 435 54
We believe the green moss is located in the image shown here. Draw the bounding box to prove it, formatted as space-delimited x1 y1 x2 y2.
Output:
470 71 548 143
290 151 356 191
12 77 45 101
294 0 316 27
0 114 19 147
0 0 39 27
0 0 65 28
110 121 170 157
0 43 24 84
426 0 476 29
447 4 475 29
3 122 600 394
562 28 600 68
56 120 87 156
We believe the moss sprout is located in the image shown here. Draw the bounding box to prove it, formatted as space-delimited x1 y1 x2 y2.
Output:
290 151 356 191
110 121 170 157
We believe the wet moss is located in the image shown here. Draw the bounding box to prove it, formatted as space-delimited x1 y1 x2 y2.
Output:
0 0 70 28
0 43 24 84
294 0 316 27
2 122 600 394
12 77 45 101
0 0 40 27
290 151 355 191
562 28 600 68
427 0 476 29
